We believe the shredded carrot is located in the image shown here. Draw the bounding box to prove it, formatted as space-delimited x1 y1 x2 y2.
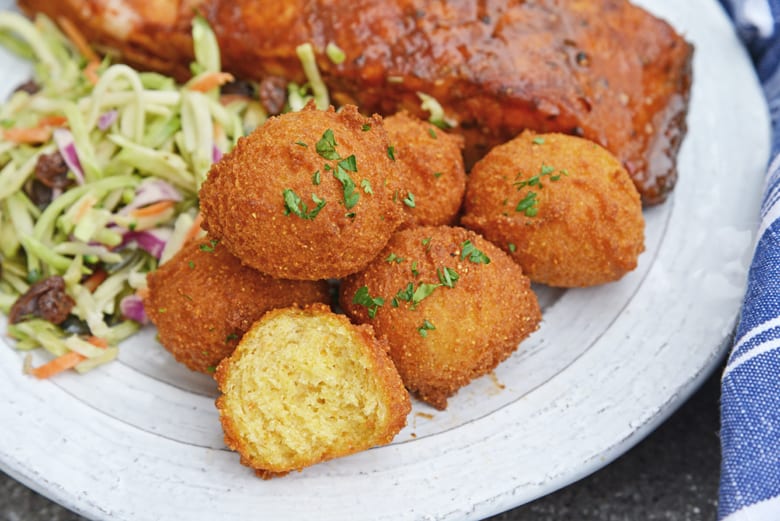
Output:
86 336 108 349
84 60 101 85
56 16 100 63
30 351 87 379
3 126 54 144
83 269 107 292
2 115 68 144
183 212 204 244
188 72 235 93
130 200 176 218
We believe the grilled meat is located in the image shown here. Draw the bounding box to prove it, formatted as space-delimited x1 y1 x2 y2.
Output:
17 0 693 205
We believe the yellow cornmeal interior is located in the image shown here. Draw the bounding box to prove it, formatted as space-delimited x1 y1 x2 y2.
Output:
221 312 389 470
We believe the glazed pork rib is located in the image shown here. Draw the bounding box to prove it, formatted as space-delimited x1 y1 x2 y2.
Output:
17 0 693 205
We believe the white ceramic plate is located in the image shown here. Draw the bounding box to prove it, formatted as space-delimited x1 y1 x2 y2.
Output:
0 1 769 519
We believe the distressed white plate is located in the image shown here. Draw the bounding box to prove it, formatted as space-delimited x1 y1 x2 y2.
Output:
0 1 769 520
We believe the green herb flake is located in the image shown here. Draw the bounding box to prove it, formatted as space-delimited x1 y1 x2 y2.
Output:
295 140 308 147
316 128 341 160
226 333 239 343
188 260 195 269
460 240 491 264
361 178 373 194
387 146 396 161
283 189 326 219
428 127 437 139
412 282 439 305
411 261 419 277
437 267 459 288
418 319 436 337
361 123 372 131
199 239 219 252
433 172 443 178
333 164 360 209
402 192 416 208
206 365 216 373
352 285 385 319
312 170 321 185
532 136 545 145
385 253 404 263
338 154 357 172
515 192 538 217
508 243 517 253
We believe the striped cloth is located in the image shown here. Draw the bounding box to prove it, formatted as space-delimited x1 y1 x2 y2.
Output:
719 1 780 519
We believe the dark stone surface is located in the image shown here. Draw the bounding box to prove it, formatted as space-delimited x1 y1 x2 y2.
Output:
0 366 721 521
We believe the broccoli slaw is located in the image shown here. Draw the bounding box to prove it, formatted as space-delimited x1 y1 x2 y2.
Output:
0 12 269 376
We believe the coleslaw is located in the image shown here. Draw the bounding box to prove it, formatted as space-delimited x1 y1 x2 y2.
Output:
0 12 269 375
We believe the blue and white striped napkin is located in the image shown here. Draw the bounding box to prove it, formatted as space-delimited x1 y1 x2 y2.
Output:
718 1 780 519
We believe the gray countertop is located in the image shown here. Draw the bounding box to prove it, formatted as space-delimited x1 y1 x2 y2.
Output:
0 363 721 521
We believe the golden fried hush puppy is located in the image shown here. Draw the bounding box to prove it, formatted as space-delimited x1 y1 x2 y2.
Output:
340 226 541 410
215 304 411 478
461 131 645 287
144 237 330 373
383 111 466 226
199 103 405 280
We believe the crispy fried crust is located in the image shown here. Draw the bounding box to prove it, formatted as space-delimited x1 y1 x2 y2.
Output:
199 104 405 280
214 304 411 478
144 237 330 373
461 131 645 288
339 225 541 409
19 0 693 205
384 111 466 227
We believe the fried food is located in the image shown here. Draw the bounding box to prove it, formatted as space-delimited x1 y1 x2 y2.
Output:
215 304 411 478
199 103 405 280
461 131 645 288
384 111 466 227
18 0 693 204
339 225 541 410
144 237 330 373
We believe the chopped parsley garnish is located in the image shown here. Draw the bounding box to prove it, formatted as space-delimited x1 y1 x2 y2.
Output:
385 252 404 263
411 261 419 277
206 365 216 373
295 140 308 147
338 155 357 172
361 179 373 194
352 285 385 319
402 192 416 208
460 240 491 264
421 237 432 247
428 127 437 139
387 146 396 160
433 172 443 178
333 164 360 209
437 267 459 288
515 192 539 217
316 128 340 160
312 170 321 185
418 319 436 338
361 123 372 131
199 239 218 252
532 136 545 145
226 333 239 343
512 164 568 217
188 260 195 269
412 283 439 305
283 188 326 219
508 242 517 253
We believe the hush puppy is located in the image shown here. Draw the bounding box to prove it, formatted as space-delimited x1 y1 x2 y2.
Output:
199 103 405 280
145 237 330 373
340 225 541 409
461 131 645 287
383 111 466 226
215 304 411 478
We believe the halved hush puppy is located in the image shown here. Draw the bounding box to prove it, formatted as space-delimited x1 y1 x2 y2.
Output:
215 304 411 478
340 225 541 410
199 103 405 280
461 131 645 287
